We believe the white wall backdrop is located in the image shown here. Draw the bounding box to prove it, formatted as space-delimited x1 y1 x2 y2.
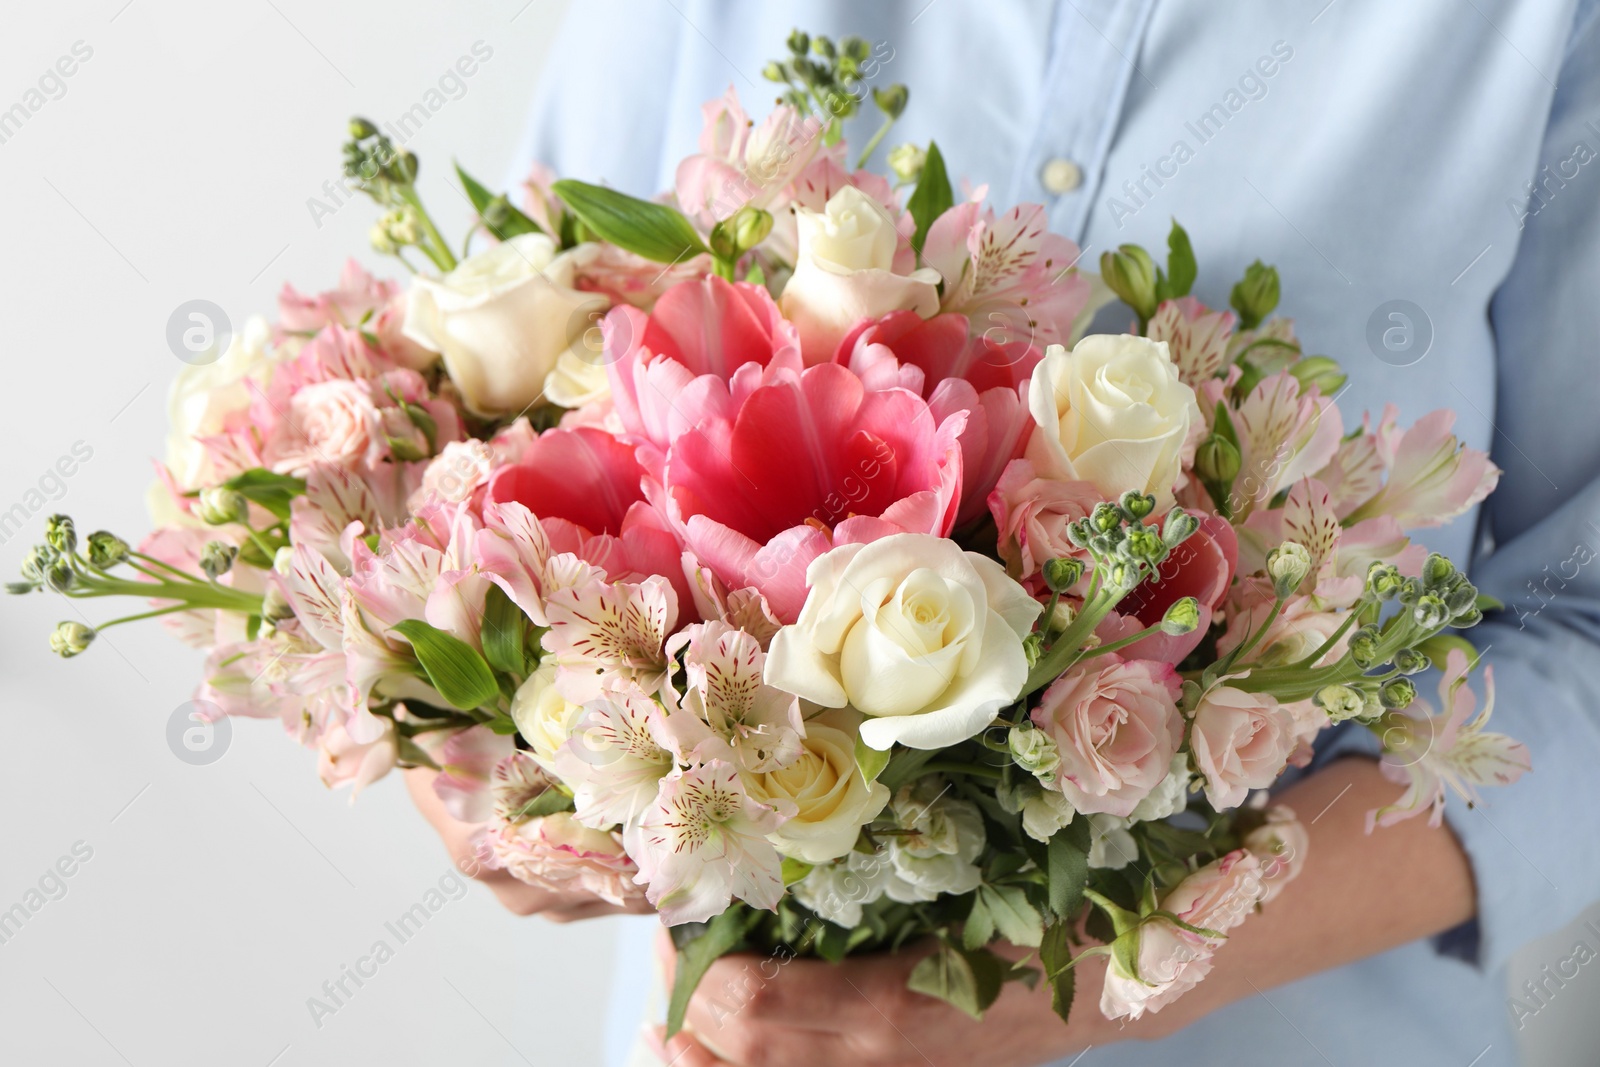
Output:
0 3 1596 1066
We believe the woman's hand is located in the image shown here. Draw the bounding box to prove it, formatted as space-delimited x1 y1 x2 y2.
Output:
650 931 1108 1067
647 757 1478 1065
404 767 653 922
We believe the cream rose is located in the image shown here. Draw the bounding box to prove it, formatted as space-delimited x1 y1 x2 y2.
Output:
1026 334 1202 506
779 185 940 363
402 234 610 417
510 662 584 774
745 709 890 863
766 534 1042 751
165 316 282 490
1190 686 1298 810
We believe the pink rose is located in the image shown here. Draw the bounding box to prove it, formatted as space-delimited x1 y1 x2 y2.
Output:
1243 806 1309 903
1032 658 1182 817
317 717 398 800
1100 849 1266 1021
481 812 646 907
1189 686 1298 810
267 379 382 475
988 458 1102 587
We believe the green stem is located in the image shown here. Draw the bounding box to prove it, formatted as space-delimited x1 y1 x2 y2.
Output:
128 551 208 585
854 115 896 168
1078 621 1166 661
66 575 262 614
1284 609 1363 671
397 186 458 272
93 604 199 629
1216 596 1284 677
918 761 1003 781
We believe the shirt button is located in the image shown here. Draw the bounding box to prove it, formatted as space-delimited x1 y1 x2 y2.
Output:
1040 158 1082 195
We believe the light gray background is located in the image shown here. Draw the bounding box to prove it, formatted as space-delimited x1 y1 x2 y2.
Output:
0 3 1594 1066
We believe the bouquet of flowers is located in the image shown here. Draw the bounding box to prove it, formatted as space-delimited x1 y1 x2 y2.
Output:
14 29 1528 1032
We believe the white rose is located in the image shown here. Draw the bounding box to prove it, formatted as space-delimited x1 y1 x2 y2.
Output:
745 709 890 864
164 316 281 489
1026 334 1202 507
510 663 584 774
766 533 1042 751
1022 788 1075 844
403 234 609 417
779 185 940 363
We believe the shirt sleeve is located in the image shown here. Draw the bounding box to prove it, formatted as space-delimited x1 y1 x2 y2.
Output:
1443 0 1600 975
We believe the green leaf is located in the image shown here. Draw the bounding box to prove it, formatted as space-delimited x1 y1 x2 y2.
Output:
456 162 543 239
666 906 759 1038
907 941 984 1019
551 179 708 264
481 585 529 677
980 884 1043 948
485 713 521 735
220 469 306 522
1415 633 1481 671
855 734 892 783
390 620 499 711
1212 401 1240 450
963 892 996 950
1164 220 1197 300
879 747 937 792
906 141 952 257
1039 922 1077 1024
780 856 813 886
508 787 575 822
1047 821 1091 920
1476 593 1505 612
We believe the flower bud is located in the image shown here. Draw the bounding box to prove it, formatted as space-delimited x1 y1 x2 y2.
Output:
1397 577 1424 605
1454 605 1483 628
200 541 238 580
761 60 786 82
1392 647 1430 675
1313 683 1365 721
1009 725 1061 780
887 143 926 184
1119 490 1156 522
1042 557 1084 594
1366 562 1402 601
1266 541 1312 598
872 84 909 119
1422 553 1455 591
1228 260 1280 330
45 514 76 554
6 581 36 595
1379 678 1417 710
391 148 419 185
710 206 774 260
50 621 94 658
840 36 871 63
273 546 294 575
1445 583 1479 617
1194 435 1241 486
1100 244 1159 322
1125 527 1165 562
1160 596 1200 636
45 561 75 593
1348 625 1383 669
370 220 399 255
20 544 54 583
1287 356 1346 397
1065 519 1094 549
787 29 811 55
1413 594 1449 630
1091 502 1123 534
196 487 248 526
1161 509 1200 549
86 530 129 569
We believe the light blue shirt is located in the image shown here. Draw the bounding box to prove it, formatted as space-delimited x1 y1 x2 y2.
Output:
512 3 1600 1064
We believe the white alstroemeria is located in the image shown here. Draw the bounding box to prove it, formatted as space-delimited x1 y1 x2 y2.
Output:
629 759 785 925
490 751 557 823
543 573 678 703
554 686 675 829
662 621 803 774
1369 649 1530 830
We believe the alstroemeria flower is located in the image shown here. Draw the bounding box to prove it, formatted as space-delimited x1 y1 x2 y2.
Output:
674 86 822 229
921 200 1100 351
1224 370 1344 517
628 758 785 925
660 621 803 773
555 684 676 829
1146 297 1236 388
1369 648 1530 829
542 573 679 703
1344 408 1500 529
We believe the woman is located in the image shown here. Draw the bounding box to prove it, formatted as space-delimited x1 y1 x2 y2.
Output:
414 2 1600 1063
